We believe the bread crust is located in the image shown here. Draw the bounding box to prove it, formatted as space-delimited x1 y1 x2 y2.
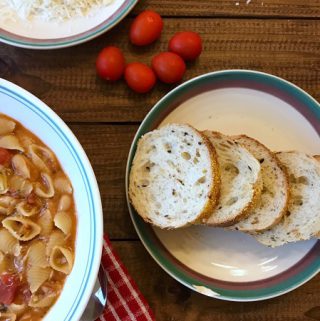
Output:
189 129 221 226
203 131 262 227
229 135 290 232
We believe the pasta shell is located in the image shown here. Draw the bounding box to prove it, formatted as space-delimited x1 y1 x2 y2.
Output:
0 228 20 256
53 176 73 194
0 172 8 195
27 266 51 293
0 250 11 274
46 230 65 256
38 209 53 236
27 242 48 268
58 194 72 211
0 196 17 215
35 173 54 198
0 313 16 321
28 144 56 174
29 292 57 308
54 211 72 235
11 154 30 179
8 176 33 197
49 246 74 274
0 135 24 152
0 117 15 135
16 201 39 217
3 217 41 241
8 303 26 316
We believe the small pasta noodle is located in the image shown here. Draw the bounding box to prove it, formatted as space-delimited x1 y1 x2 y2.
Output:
8 303 27 316
0 172 8 195
58 194 72 211
2 217 41 241
27 242 48 268
28 144 56 174
34 173 54 198
38 209 53 236
0 228 20 256
0 117 15 135
53 175 73 194
0 196 17 215
29 292 57 308
54 211 72 235
27 266 52 293
11 154 30 179
0 135 24 152
8 176 33 197
0 250 12 274
16 201 40 217
46 230 65 256
49 246 74 274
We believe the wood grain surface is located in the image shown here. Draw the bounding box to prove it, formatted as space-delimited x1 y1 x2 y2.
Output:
1 0 320 319
133 0 320 18
68 124 139 239
1 18 319 122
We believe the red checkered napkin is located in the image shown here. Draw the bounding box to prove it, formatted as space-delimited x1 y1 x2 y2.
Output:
96 236 156 321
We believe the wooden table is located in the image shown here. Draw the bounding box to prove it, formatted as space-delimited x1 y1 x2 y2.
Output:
1 1 320 320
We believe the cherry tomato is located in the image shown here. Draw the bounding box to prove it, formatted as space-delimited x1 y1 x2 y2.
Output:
168 31 202 61
124 63 156 93
130 10 163 46
0 148 12 165
151 52 186 84
96 46 126 81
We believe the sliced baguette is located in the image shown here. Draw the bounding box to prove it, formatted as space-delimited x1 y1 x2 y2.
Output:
203 131 262 226
314 155 320 162
230 135 289 232
129 123 220 229
254 152 320 247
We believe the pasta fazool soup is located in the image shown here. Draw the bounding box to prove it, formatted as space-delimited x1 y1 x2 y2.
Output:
0 114 76 321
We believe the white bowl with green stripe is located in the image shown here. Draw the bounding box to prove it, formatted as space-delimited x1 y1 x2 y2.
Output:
126 70 320 301
0 78 103 320
0 0 137 49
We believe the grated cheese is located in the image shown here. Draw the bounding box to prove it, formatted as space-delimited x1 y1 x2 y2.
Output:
0 0 114 22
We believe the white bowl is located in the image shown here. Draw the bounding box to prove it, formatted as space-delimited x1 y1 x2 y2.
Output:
0 78 103 321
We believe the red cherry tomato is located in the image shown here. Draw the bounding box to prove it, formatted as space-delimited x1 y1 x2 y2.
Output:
130 10 163 46
96 46 126 81
0 148 12 165
124 63 156 93
168 31 202 61
151 52 186 84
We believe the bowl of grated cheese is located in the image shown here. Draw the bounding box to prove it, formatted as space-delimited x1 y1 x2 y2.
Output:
0 0 138 49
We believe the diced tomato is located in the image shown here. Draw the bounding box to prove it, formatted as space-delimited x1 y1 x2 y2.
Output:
0 148 12 165
0 274 20 305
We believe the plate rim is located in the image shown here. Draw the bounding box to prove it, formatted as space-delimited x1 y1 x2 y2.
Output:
125 69 320 302
0 0 138 49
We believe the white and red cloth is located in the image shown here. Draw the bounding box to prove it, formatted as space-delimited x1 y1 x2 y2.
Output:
97 236 156 321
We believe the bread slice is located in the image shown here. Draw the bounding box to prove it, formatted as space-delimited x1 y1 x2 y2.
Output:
129 123 220 229
202 131 262 226
314 155 320 162
254 152 320 247
230 135 289 232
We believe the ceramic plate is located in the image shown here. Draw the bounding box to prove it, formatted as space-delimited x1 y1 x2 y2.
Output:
125 70 320 302
0 0 137 49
